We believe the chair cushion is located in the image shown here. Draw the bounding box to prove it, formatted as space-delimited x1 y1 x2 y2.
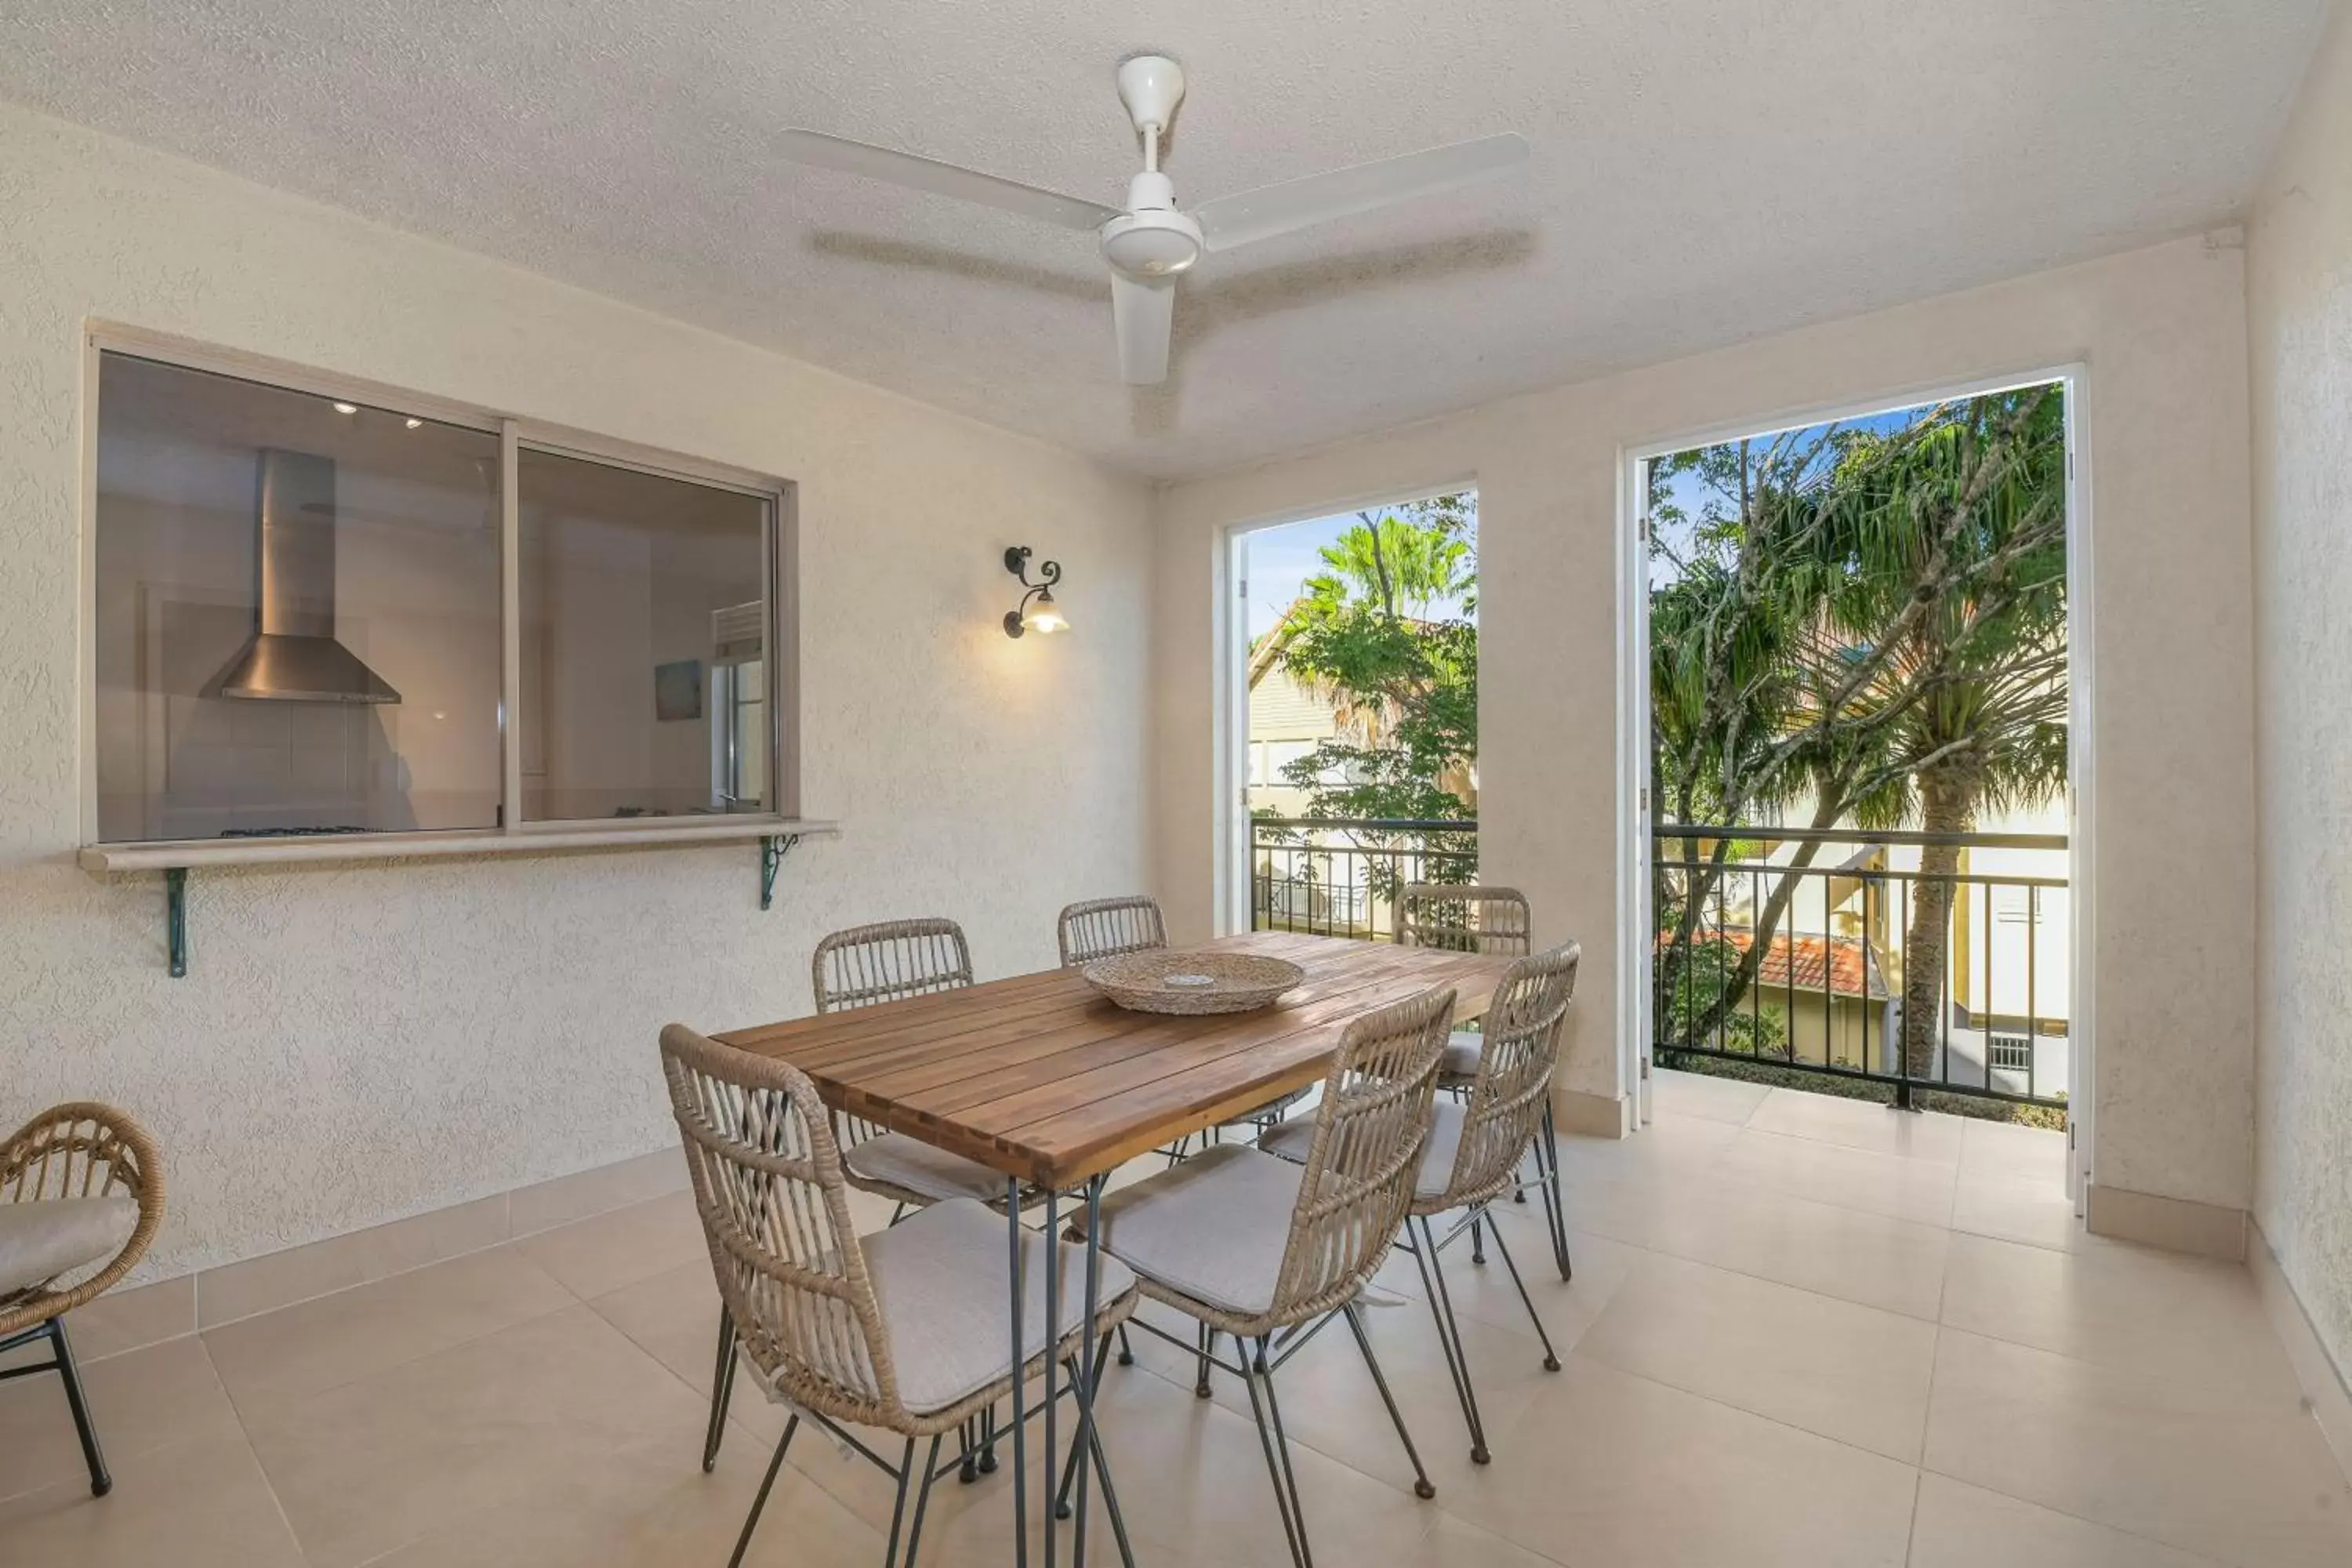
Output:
1087 1144 1301 1318
0 1196 138 1298
1261 1099 1463 1203
1439 1029 1483 1080
844 1134 1011 1206
858 1197 1135 1416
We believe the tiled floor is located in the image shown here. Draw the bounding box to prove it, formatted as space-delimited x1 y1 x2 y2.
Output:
2 1071 2345 1567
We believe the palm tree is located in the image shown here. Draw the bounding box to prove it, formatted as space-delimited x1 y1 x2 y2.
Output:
1814 390 2069 1076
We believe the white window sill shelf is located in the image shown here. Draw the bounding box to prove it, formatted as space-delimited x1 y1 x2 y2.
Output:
78 817 839 873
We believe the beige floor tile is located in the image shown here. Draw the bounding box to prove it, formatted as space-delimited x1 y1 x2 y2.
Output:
1558 1109 1743 1183
55 1275 195 1361
1650 1068 1772 1124
1715 1127 1959 1226
506 1147 686 1238
1950 1171 2084 1252
1468 1355 1918 1567
590 1256 794 1447
1923 1327 2352 1568
514 1189 712 1300
197 1229 372 1328
366 1428 887 1567
1114 1279 1561 1490
1388 1204 1642 1345
1907 1472 2221 1567
1939 1232 2306 1400
242 1302 711 1568
936 1357 1439 1568
1408 1510 1570 1566
0 1334 242 1503
205 1242 575 1417
1958 1116 2071 1185
0 1430 304 1568
1576 1250 1938 1461
1745 1089 1965 1163
1570 1174 1952 1320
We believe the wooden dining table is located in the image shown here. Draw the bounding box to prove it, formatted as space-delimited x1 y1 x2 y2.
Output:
715 929 1514 1568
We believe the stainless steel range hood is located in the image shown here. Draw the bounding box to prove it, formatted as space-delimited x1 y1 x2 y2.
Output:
216 449 401 705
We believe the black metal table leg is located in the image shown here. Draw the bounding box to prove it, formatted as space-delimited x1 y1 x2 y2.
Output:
1043 1185 1060 1568
1008 1178 1029 1568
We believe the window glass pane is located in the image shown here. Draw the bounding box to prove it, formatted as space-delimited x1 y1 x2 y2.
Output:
517 448 770 822
93 353 502 841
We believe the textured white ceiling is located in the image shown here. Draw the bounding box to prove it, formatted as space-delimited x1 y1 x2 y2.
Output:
0 2 2327 477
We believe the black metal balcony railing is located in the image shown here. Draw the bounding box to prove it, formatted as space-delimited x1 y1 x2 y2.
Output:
1653 826 2068 1109
1250 817 2069 1112
1250 818 1478 942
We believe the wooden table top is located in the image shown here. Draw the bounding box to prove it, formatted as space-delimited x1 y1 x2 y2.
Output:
715 931 1512 1189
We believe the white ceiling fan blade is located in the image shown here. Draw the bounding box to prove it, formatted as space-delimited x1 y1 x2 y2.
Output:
1111 270 1175 385
1192 133 1530 254
778 129 1120 234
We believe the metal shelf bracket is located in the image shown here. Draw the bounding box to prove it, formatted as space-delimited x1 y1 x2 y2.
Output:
165 868 188 978
760 833 802 911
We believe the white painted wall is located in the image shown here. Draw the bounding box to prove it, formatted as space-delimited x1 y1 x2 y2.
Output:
1154 236 2259 1214
0 102 1154 1280
2248 1 2352 1385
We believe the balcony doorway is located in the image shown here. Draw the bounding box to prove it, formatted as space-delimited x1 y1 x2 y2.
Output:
1221 488 1479 941
1630 378 2085 1183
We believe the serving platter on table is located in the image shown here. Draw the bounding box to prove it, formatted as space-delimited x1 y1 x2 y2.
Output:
1080 949 1306 1014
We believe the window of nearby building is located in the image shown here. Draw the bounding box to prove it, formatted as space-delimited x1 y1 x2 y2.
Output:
89 343 793 847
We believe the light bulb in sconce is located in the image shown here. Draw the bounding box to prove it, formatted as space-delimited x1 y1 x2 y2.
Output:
405 417 423 430
332 401 359 416
1024 587 1069 635
1002 546 1070 638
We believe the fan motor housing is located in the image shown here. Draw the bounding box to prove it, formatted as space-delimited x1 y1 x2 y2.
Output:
1102 174 1203 276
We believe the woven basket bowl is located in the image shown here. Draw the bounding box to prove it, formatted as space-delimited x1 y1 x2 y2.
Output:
1080 949 1306 1014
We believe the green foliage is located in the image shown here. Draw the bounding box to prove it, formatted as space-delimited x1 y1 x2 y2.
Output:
1276 495 1479 828
1658 931 1790 1058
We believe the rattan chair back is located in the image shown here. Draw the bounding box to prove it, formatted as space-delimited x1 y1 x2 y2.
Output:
1398 884 1532 956
1433 942 1581 1210
660 1024 902 1426
1267 985 1454 1327
1056 896 1168 967
811 917 974 1014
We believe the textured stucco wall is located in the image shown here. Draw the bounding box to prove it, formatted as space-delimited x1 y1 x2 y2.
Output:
1153 236 2259 1211
2249 2 2352 1383
0 103 1154 1280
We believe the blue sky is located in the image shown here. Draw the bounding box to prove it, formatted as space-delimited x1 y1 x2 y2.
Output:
1243 499 1478 641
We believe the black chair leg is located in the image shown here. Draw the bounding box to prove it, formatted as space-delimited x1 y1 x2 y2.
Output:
703 1305 738 1472
1410 1215 1491 1464
899 1434 944 1567
1239 1338 1310 1568
46 1318 111 1497
1539 1104 1573 1280
727 1414 799 1568
1484 1213 1563 1372
1341 1303 1436 1499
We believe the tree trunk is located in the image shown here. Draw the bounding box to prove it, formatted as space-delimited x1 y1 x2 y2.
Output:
1900 771 1978 1079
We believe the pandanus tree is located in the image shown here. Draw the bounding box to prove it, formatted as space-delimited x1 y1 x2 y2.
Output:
1650 388 2069 1068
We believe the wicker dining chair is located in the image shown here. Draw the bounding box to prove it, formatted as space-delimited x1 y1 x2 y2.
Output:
1396 884 1567 1268
662 1025 1139 1568
0 1102 165 1497
1269 942 1580 1465
1073 985 1456 1568
704 916 1028 1476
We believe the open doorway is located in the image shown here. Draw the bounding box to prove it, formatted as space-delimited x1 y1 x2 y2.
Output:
1631 381 2083 1152
1224 490 1478 940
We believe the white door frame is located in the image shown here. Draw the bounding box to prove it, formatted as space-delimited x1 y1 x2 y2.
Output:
1214 478 1479 938
1617 365 2092 1196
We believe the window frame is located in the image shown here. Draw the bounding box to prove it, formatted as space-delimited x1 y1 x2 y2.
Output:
78 325 805 862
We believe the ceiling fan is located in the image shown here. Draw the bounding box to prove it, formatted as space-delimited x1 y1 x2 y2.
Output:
777 56 1529 386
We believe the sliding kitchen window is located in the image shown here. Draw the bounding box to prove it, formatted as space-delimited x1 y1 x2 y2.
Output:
85 340 796 851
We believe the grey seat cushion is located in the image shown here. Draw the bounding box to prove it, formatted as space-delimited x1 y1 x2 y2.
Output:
1261 1099 1463 1203
858 1196 1135 1416
1087 1144 1301 1318
0 1196 138 1297
844 1133 1011 1206
1439 1029 1483 1080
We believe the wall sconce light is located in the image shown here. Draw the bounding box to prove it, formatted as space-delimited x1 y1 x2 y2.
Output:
1003 546 1069 637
